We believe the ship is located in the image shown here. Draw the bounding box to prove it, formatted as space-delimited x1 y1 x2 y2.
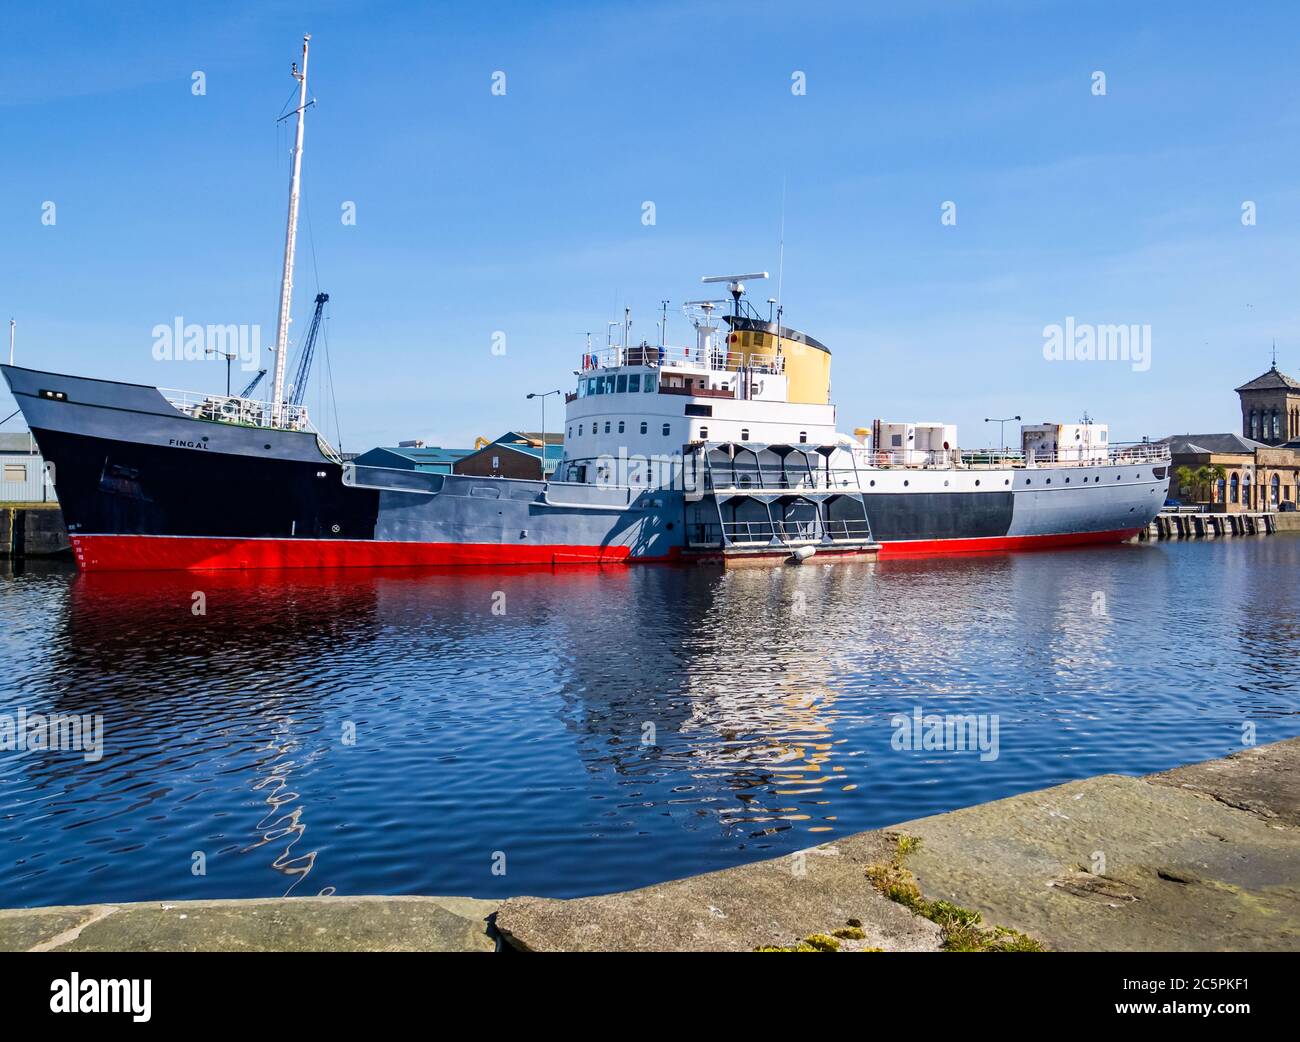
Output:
0 37 1170 572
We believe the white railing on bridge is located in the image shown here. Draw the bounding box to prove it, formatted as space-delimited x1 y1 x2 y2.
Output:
582 345 784 375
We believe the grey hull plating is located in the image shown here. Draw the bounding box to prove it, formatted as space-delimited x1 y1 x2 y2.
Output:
350 466 685 559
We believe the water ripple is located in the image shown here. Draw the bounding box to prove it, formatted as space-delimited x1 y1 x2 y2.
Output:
1 537 1299 906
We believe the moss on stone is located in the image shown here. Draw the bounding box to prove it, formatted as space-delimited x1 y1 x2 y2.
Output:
864 832 1045 953
755 942 823 952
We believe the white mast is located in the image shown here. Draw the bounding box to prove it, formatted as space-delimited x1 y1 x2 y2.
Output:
271 34 311 428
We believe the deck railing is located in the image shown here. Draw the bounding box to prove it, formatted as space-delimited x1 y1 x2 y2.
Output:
867 442 1171 470
689 518 874 547
581 345 784 375
160 389 341 462
161 389 313 430
703 465 862 493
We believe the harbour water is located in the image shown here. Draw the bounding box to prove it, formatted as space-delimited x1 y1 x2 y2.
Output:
2 536 1299 909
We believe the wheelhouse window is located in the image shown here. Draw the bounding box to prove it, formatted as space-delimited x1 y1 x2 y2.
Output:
644 375 657 393
616 374 627 393
594 378 606 394
628 374 641 393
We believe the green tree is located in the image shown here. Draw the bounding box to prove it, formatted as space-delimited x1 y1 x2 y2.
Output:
1176 463 1226 504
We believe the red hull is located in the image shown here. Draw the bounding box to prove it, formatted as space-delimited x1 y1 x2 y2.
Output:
875 527 1142 558
70 534 653 572
68 527 1143 572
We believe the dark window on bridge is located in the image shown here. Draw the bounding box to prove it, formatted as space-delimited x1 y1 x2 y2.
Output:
685 403 712 417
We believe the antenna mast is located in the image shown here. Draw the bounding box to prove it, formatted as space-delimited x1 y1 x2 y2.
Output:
271 34 311 427
777 176 786 331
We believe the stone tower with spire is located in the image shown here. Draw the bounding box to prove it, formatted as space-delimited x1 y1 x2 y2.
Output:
1236 353 1300 445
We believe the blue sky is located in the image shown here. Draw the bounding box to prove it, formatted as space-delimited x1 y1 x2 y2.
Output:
2 0 1299 451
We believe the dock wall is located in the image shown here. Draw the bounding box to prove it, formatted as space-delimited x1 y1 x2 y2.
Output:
0 504 70 558
1143 510 1300 540
3 738 1295 952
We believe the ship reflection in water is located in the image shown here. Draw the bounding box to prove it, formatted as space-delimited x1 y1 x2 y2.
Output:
2 537 1300 907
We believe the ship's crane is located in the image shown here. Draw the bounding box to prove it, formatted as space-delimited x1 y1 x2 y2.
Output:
287 292 329 408
239 369 267 398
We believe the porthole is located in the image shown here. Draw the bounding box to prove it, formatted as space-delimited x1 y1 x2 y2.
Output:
870 480 876 487
1004 479 1009 486
1026 479 1032 485
974 479 980 487
944 480 949 486
1065 477 1070 483
903 479 909 487
1046 478 1051 484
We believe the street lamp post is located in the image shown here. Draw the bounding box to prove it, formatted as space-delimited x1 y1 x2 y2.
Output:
526 389 563 480
207 347 238 396
984 415 1021 454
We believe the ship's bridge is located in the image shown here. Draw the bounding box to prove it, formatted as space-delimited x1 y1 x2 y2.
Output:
572 342 787 404
560 275 840 484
